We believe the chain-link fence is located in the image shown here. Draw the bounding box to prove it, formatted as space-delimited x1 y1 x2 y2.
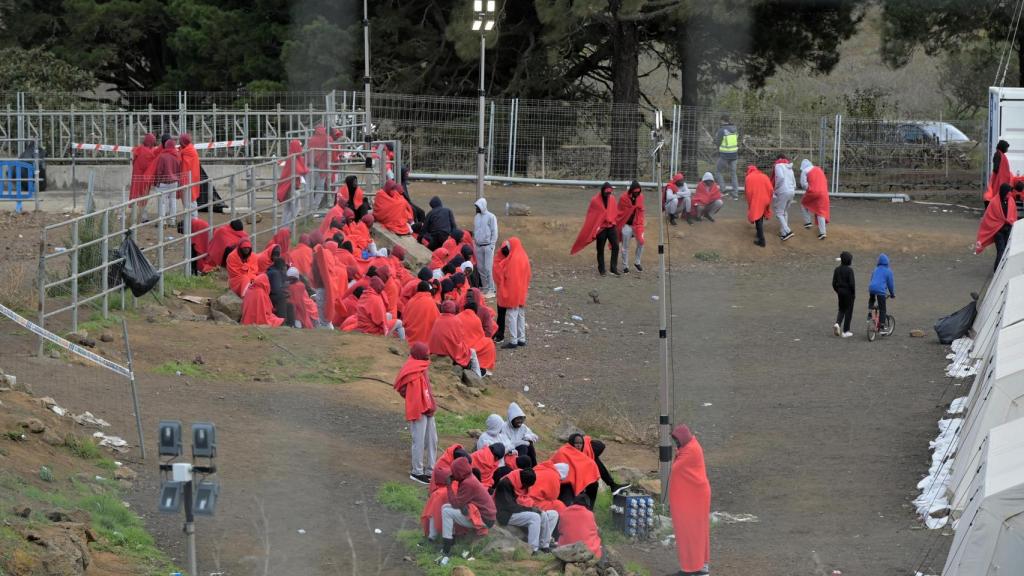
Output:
0 90 988 195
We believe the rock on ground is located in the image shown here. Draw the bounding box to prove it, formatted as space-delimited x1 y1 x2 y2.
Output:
211 292 243 322
552 541 594 564
451 567 476 576
507 202 532 216
479 526 532 560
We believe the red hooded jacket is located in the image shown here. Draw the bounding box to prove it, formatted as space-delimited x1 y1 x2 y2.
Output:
571 185 618 254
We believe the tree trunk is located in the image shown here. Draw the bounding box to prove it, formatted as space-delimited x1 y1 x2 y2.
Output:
609 3 640 180
678 25 700 178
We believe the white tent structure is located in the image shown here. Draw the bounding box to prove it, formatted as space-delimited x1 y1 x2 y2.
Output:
942 417 1024 576
971 221 1024 360
971 275 1024 363
951 321 1024 513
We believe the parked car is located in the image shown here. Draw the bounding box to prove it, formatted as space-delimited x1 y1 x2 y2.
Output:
896 122 973 146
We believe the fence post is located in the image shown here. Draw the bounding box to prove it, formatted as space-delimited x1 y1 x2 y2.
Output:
248 167 257 238
541 137 546 180
244 104 252 158
230 174 237 219
488 101 495 175
102 210 109 319
121 318 146 461
272 160 280 234
507 99 515 177
290 154 298 237
183 173 192 277
71 220 79 333
37 229 46 357
832 114 842 195
157 182 165 298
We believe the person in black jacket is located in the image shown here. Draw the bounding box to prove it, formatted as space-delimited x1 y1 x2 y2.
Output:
266 256 295 327
832 251 856 337
492 468 558 554
420 196 458 250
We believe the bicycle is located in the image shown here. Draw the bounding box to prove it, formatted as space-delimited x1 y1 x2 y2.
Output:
867 304 895 341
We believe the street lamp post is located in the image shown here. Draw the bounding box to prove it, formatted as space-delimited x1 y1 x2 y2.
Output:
363 0 372 144
651 111 672 505
472 1 496 200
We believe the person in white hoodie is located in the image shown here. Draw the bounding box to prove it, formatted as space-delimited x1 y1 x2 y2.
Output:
473 198 499 297
476 413 512 452
502 402 540 466
771 154 797 241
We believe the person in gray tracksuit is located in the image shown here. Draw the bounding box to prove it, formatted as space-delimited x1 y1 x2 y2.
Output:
771 155 797 241
473 198 499 295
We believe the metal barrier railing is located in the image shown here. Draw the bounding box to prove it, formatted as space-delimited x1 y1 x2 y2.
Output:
35 138 399 339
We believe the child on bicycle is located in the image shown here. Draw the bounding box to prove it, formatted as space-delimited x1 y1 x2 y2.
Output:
867 253 895 326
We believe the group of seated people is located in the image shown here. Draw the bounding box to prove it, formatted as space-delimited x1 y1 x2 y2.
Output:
185 178 513 378
422 401 629 566
663 172 725 226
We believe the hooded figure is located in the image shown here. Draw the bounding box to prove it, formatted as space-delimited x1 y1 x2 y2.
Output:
201 219 248 273
476 414 511 451
240 275 285 327
471 443 506 489
744 165 773 247
130 134 158 214
831 251 856 337
373 179 414 235
799 159 830 239
178 133 201 204
226 239 276 297
290 233 314 280
339 175 369 221
669 424 711 575
616 180 645 273
494 237 531 348
434 457 496 563
551 437 601 505
458 303 496 373
771 155 797 241
429 300 482 376
557 493 602 558
987 140 1012 203
473 197 499 294
528 461 570 514
394 342 437 483
663 172 692 225
286 267 319 329
277 139 309 203
422 196 458 250
867 253 896 322
692 172 723 222
571 183 620 276
17 140 46 193
493 468 558 552
502 402 539 465
976 182 1018 270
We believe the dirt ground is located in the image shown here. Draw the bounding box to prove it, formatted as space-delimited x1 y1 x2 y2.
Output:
0 181 991 575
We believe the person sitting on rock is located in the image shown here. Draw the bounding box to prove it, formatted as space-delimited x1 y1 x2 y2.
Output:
428 300 482 378
556 494 603 559
492 467 558 555
476 414 511 452
502 402 539 466
553 433 629 507
434 457 495 567
469 442 505 489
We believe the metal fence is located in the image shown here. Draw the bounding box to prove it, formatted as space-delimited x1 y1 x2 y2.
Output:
0 90 988 194
36 139 396 336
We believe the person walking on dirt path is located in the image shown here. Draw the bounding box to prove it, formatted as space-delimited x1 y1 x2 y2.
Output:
617 180 645 272
692 173 723 222
494 237 532 348
571 182 620 276
832 251 856 338
664 172 692 225
744 165 773 248
771 154 797 242
394 342 438 485
669 424 711 576
435 457 496 566
975 182 1019 270
715 114 740 199
987 139 1012 206
473 197 499 297
799 159 831 240
867 254 895 323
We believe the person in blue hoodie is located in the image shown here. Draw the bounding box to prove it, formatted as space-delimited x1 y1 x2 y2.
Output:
867 253 895 325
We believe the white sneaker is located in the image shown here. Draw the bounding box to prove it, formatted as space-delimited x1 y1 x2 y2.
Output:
483 291 496 299
841 332 853 338
435 556 450 566
832 323 841 337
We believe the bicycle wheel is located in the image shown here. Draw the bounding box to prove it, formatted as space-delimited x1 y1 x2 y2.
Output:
867 318 877 341
883 315 896 336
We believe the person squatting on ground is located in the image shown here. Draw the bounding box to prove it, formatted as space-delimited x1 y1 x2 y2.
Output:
433 457 496 566
692 173 723 222
800 159 831 239
494 237 531 348
744 165 773 247
394 342 438 485
669 424 711 576
473 197 499 296
771 154 797 241
617 180 645 273
571 182 620 276
493 468 559 555
832 251 856 338
715 114 740 199
664 172 692 225
867 253 895 325
975 182 1019 270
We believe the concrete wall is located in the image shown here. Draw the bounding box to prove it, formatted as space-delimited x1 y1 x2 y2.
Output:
42 162 278 194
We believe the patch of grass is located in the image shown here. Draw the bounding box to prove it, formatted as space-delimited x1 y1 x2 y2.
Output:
376 482 426 516
64 435 101 460
593 489 625 545
95 458 118 472
42 341 64 358
395 529 544 576
153 360 208 378
294 357 370 384
4 431 25 442
162 272 222 293
626 560 652 576
694 250 721 263
434 411 490 437
77 312 120 336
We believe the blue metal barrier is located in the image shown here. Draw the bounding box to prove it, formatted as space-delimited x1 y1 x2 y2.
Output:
0 160 36 212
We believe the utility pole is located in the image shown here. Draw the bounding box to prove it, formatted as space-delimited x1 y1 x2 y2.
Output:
362 0 372 144
472 1 497 200
651 110 672 504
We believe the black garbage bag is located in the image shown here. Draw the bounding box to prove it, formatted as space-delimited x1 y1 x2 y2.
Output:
197 166 226 213
118 234 161 297
934 300 977 345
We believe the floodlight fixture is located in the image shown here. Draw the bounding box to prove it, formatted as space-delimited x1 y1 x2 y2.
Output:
473 0 482 11
472 19 483 31
484 20 495 30
655 110 664 130
158 481 184 513
158 420 182 457
191 423 217 458
193 481 220 516
486 0 496 12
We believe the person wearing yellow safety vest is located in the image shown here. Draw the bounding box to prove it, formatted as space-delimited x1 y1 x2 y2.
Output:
714 114 740 200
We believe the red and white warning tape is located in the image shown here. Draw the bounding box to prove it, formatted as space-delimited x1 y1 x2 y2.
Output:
70 139 247 153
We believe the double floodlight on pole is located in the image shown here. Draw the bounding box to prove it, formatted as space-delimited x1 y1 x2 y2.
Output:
473 0 497 200
158 420 219 576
